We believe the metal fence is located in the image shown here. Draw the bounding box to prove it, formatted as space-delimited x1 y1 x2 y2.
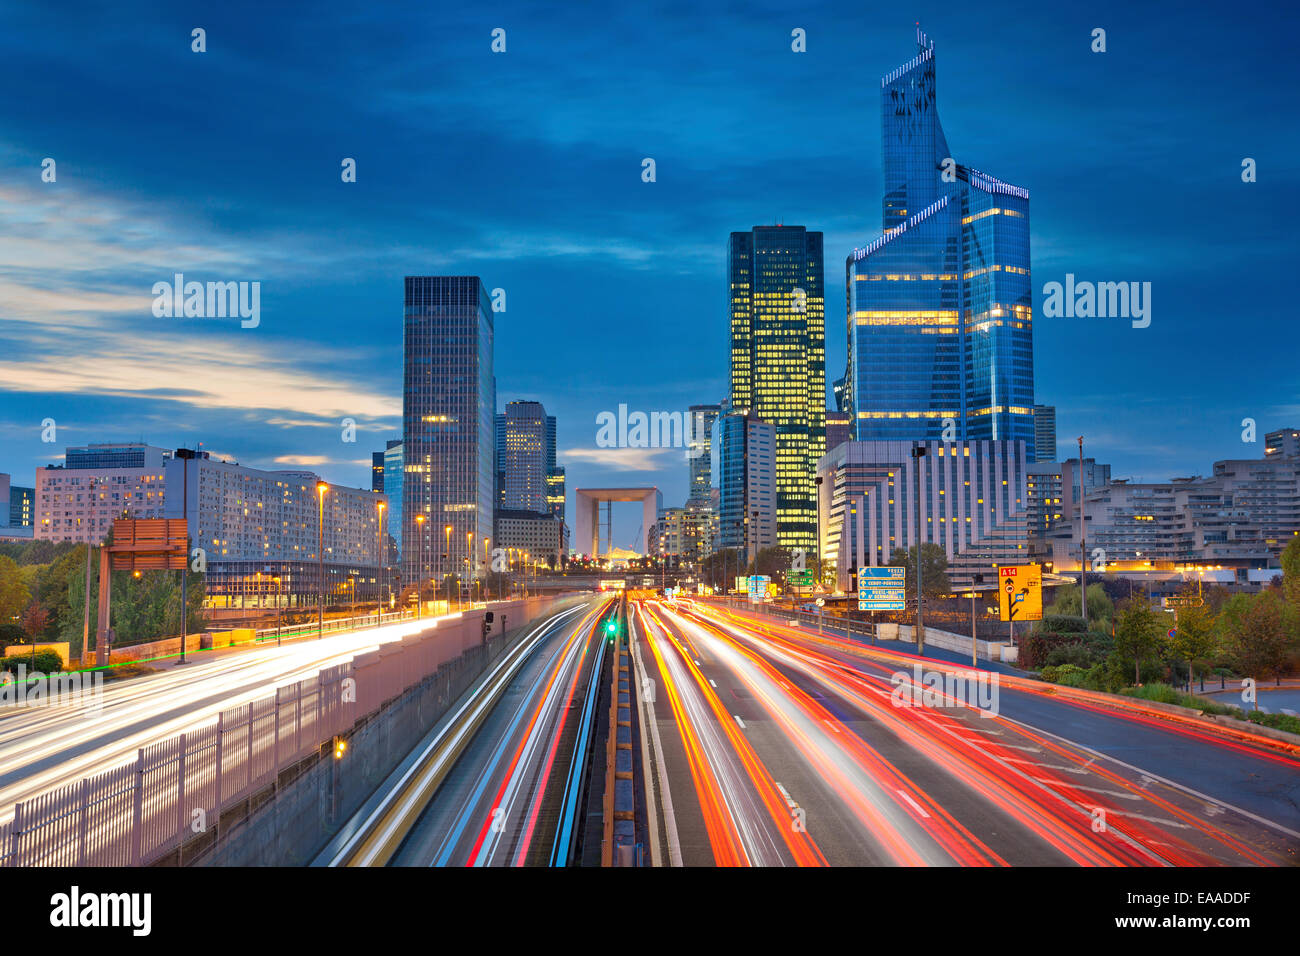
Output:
0 595 572 867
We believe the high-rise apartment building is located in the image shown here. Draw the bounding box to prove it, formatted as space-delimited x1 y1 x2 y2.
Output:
402 277 495 594
728 225 826 551
35 443 171 543
164 451 385 607
845 32 1034 457
382 441 403 567
1265 427 1300 460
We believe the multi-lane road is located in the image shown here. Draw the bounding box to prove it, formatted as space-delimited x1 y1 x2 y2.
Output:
632 599 1300 866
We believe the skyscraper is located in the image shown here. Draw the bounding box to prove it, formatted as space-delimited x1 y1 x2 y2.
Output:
845 31 1034 456
728 226 826 552
1033 405 1057 463
687 403 720 505
718 411 777 564
500 400 549 514
402 277 495 596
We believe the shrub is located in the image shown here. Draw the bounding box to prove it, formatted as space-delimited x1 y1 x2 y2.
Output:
0 649 64 674
1247 710 1300 736
1041 614 1088 634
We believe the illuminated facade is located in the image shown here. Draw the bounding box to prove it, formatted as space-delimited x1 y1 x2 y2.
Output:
500 400 549 514
818 438 1030 589
164 452 385 607
728 226 825 552
718 411 778 563
35 443 171 543
846 32 1034 457
402 276 495 593
687 403 720 506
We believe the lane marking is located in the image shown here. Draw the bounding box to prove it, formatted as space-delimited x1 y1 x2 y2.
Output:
734 715 746 729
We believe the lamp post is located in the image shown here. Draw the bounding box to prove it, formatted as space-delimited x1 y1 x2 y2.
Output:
415 514 426 619
316 481 328 639
814 474 824 590
444 524 452 611
274 575 282 646
1077 436 1087 625
911 444 927 653
82 476 99 666
971 573 984 666
465 532 474 607
377 500 386 624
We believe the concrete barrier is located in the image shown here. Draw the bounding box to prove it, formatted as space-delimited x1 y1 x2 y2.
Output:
4 642 71 667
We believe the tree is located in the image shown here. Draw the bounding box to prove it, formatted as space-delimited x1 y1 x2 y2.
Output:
751 546 792 579
1047 582 1113 629
0 555 29 627
1112 600 1164 686
887 543 950 601
1225 590 1292 692
1168 596 1218 686
1281 536 1300 617
20 602 50 640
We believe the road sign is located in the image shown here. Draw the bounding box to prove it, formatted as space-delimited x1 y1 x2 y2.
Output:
747 575 770 605
788 569 814 586
858 565 906 612
997 565 1042 622
1167 627 1177 640
815 598 825 607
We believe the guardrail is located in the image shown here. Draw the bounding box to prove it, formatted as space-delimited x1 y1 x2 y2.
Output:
0 594 579 867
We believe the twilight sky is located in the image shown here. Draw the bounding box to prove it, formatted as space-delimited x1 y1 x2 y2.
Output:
1 0 1297 549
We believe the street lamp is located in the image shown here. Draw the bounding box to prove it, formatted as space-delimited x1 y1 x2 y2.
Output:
466 531 474 607
316 480 328 639
415 514 426 619
444 524 452 611
911 444 927 653
377 500 386 623
274 575 282 646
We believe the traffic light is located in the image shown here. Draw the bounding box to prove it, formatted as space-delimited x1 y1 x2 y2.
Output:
333 735 347 760
605 618 618 642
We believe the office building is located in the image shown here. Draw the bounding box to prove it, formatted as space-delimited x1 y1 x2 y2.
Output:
546 467 566 525
1033 405 1056 463
499 401 549 514
818 438 1031 590
382 441 403 567
687 404 721 505
402 276 495 595
493 508 568 569
825 411 852 455
35 443 171 543
728 225 826 552
845 31 1034 458
718 411 778 563
0 475 34 531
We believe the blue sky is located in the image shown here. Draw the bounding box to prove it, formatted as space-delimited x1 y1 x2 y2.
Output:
1 0 1297 548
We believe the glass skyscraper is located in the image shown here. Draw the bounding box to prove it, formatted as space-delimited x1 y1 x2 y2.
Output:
846 31 1034 456
728 225 826 552
402 276 495 596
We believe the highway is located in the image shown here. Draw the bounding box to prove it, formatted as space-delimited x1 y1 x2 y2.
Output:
388 597 613 866
321 597 614 867
633 599 1300 866
0 612 470 823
